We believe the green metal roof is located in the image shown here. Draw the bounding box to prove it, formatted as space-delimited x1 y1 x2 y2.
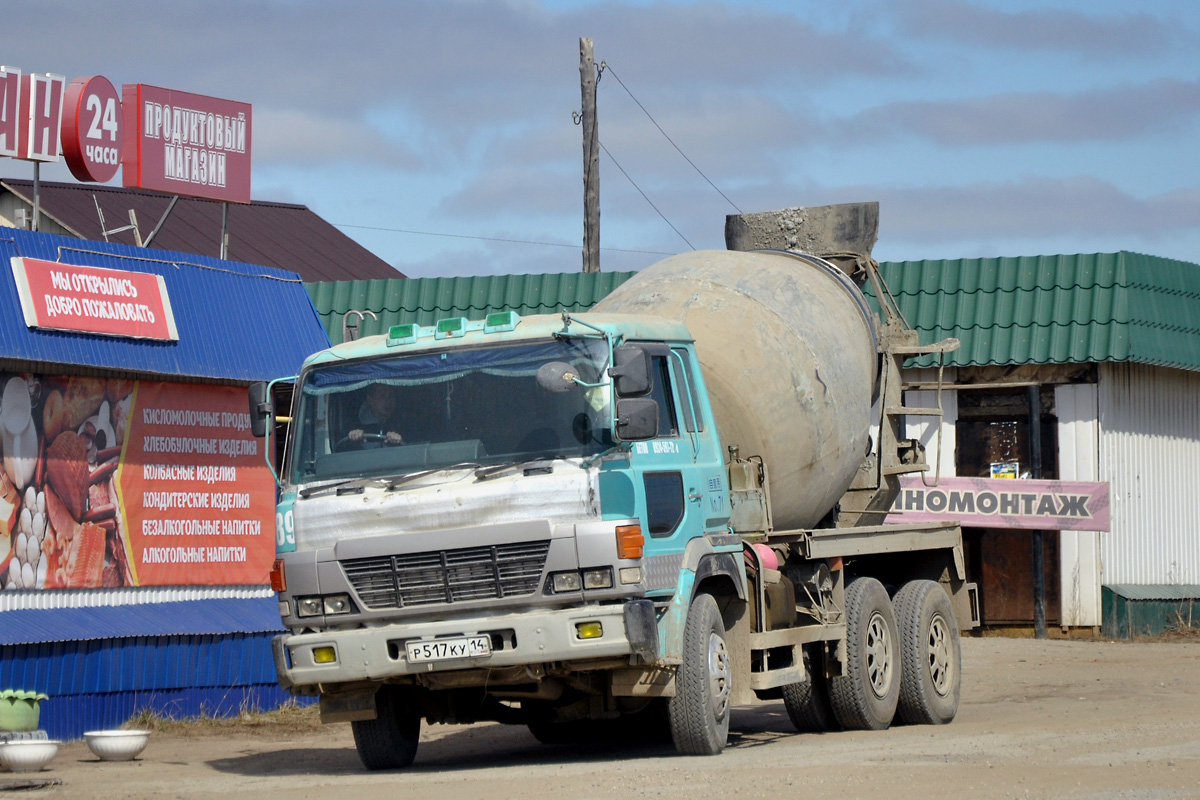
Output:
306 271 637 344
306 251 1200 372
872 251 1200 372
1104 584 1200 601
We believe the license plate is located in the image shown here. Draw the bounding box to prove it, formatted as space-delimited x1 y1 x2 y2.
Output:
405 635 492 663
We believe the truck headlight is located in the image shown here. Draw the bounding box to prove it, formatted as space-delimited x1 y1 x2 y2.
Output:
295 594 356 618
550 571 582 593
582 568 613 589
296 597 323 617
323 594 352 615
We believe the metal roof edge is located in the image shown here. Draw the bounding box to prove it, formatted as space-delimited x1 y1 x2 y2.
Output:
1103 584 1200 601
0 597 284 646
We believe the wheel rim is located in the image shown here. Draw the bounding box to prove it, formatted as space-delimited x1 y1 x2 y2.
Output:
865 611 893 698
707 631 731 720
927 612 954 696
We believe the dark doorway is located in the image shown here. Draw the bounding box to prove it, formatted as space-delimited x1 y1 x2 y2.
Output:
956 386 1060 626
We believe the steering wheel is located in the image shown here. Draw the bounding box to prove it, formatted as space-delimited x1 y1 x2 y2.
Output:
333 432 387 452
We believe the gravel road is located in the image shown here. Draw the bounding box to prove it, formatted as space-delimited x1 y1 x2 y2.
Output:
11 636 1200 800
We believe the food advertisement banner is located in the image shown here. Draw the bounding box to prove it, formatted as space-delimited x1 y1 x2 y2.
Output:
0 372 274 591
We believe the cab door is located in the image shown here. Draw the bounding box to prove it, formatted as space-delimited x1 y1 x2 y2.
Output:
631 344 730 598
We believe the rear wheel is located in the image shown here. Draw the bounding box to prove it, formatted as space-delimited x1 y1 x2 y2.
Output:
828 577 900 730
894 580 961 725
668 593 731 755
352 686 421 770
781 644 840 733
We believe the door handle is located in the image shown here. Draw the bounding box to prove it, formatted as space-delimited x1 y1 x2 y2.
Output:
688 489 703 503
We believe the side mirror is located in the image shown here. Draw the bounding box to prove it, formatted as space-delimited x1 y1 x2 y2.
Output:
536 361 581 393
248 381 272 438
615 398 659 441
609 345 652 397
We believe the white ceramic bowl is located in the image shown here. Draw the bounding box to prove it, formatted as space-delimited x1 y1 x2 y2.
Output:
0 739 60 772
83 730 150 761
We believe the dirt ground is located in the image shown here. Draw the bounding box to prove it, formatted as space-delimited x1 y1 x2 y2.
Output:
5 636 1199 800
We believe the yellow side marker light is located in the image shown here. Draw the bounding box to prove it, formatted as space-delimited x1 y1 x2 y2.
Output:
575 621 603 640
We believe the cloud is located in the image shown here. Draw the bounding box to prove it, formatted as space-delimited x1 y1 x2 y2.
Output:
844 79 1200 146
252 109 421 167
892 0 1175 58
4 1 914 124
869 176 1200 244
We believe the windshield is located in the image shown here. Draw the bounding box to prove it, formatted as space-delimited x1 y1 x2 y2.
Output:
288 337 613 485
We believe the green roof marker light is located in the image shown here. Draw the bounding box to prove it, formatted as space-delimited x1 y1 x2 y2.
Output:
381 312 524 348
484 310 521 333
385 323 418 347
435 317 467 340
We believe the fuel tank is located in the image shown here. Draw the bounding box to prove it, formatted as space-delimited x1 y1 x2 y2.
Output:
592 250 879 530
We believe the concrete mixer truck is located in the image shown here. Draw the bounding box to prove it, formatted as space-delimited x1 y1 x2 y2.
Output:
248 248 977 770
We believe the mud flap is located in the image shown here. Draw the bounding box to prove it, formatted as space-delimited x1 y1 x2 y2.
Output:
271 634 293 691
624 599 660 662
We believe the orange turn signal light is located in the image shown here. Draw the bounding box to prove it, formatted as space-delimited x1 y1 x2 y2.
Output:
270 558 287 592
616 524 644 560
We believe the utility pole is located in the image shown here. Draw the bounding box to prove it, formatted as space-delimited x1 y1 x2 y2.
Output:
580 37 600 273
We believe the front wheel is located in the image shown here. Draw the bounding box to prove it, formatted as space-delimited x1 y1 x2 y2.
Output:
894 580 961 725
828 577 900 731
352 686 421 770
668 593 732 755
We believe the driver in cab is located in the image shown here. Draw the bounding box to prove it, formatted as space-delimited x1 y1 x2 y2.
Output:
348 383 404 447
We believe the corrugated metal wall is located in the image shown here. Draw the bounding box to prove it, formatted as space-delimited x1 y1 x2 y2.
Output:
1099 363 1200 585
0 632 304 740
1056 383 1103 626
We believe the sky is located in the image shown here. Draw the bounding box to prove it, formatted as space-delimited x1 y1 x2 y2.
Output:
3 0 1198 278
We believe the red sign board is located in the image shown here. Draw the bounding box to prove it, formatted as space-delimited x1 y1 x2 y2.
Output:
61 75 123 182
0 371 274 589
118 381 275 586
121 83 251 203
886 476 1111 531
10 257 179 341
16 72 64 162
0 66 19 158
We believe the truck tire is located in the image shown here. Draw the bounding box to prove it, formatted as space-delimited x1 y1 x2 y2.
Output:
668 593 731 755
894 580 961 725
828 577 900 730
781 644 840 733
352 686 421 770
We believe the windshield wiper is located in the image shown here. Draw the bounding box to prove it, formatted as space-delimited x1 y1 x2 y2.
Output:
474 457 574 482
386 463 483 491
300 464 482 498
299 476 388 499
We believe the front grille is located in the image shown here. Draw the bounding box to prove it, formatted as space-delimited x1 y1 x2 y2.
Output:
341 540 551 610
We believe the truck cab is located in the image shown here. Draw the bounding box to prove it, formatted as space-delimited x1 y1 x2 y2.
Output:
259 311 746 767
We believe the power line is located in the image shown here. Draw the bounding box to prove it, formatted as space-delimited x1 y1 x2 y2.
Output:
602 63 743 214
333 223 673 256
599 141 695 251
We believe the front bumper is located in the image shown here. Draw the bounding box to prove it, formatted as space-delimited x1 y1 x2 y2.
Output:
274 600 658 690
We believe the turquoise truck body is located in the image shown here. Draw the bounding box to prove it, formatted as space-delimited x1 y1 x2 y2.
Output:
251 250 975 769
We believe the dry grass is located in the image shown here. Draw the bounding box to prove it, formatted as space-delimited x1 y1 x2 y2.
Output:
124 699 321 738
1161 602 1200 641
